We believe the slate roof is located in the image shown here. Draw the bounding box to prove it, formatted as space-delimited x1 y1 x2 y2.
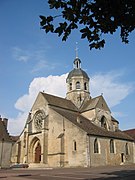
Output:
80 96 100 112
41 92 78 112
0 119 12 142
123 129 135 142
51 107 133 141
67 68 89 80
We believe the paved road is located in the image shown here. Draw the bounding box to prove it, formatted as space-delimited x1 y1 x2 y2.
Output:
0 164 135 180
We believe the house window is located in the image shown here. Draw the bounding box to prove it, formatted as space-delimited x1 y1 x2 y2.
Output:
73 140 77 151
84 82 87 90
101 116 107 130
94 138 99 153
76 81 80 89
69 83 72 90
125 143 129 155
110 139 115 153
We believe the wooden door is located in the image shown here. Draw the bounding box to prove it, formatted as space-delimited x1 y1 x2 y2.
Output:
35 143 41 163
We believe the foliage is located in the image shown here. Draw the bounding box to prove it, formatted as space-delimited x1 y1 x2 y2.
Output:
40 0 135 50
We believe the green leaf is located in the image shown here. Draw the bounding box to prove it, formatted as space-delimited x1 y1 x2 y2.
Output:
47 16 53 22
39 15 47 26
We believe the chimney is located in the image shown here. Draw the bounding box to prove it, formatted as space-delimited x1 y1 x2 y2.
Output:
2 118 8 129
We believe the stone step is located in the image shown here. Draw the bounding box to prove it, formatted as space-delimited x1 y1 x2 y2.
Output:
28 163 52 169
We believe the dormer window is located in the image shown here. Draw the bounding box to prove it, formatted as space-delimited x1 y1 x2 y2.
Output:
76 81 80 89
101 116 107 130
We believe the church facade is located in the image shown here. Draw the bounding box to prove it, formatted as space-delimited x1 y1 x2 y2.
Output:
11 56 134 167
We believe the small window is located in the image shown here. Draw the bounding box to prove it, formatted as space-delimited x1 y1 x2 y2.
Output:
76 61 79 68
125 143 129 155
76 81 80 89
94 138 99 153
101 116 107 130
110 139 115 153
84 82 87 90
69 83 72 90
23 131 26 148
73 140 77 151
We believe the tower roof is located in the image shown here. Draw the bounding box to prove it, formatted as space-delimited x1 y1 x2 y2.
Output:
67 68 89 80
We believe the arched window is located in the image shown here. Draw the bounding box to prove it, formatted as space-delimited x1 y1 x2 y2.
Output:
76 81 80 89
69 83 72 90
101 116 107 130
125 143 129 155
84 82 87 90
73 140 77 151
110 139 114 153
94 138 99 153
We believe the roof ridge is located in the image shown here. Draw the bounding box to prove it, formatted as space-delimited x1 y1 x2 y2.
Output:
41 92 78 111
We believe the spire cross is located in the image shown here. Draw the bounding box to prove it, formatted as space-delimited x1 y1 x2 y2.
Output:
75 42 79 58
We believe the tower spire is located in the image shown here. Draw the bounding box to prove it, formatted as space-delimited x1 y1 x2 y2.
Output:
74 42 81 69
75 42 78 58
66 47 90 108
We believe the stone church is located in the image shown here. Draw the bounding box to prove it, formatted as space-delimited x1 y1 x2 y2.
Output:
11 56 134 167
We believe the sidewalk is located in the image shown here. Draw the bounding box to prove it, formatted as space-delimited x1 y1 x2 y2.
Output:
0 164 135 180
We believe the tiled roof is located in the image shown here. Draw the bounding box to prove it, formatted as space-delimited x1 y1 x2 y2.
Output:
123 129 135 141
51 107 133 141
0 120 12 142
41 92 78 111
80 95 111 113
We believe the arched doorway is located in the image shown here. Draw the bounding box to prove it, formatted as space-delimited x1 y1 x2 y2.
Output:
29 137 42 164
35 142 41 163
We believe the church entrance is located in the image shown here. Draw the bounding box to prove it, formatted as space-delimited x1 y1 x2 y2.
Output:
34 142 41 163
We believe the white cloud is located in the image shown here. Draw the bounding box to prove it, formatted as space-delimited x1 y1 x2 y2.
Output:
90 72 133 107
12 45 59 73
12 47 31 62
30 60 58 73
14 74 67 113
8 71 134 135
30 60 49 73
8 112 28 135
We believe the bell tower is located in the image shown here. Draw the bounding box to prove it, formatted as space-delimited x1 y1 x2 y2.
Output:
66 54 90 108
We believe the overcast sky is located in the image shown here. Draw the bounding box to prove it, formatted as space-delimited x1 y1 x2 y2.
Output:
0 0 135 135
